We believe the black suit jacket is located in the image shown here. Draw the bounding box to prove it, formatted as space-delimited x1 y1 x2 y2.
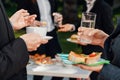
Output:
82 0 114 80
97 18 120 80
62 0 80 31
0 1 29 80
82 0 114 55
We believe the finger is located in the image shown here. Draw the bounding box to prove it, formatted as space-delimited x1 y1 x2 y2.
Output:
33 21 41 26
20 12 30 17
25 15 37 26
74 64 90 70
28 15 37 20
18 9 28 13
58 28 67 32
41 39 48 44
59 25 65 28
77 41 88 45
77 31 83 36
52 12 60 16
78 27 88 32
24 15 37 21
87 29 99 36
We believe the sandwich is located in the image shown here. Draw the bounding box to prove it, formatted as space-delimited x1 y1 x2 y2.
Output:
68 51 102 64
70 34 79 41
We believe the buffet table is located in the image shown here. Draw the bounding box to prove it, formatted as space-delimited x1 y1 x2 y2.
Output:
27 61 91 78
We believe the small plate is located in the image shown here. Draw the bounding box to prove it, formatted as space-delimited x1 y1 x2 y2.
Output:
43 36 53 40
63 58 110 66
66 38 78 43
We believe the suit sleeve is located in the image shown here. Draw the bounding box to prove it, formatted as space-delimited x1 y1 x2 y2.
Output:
0 38 29 79
98 64 120 80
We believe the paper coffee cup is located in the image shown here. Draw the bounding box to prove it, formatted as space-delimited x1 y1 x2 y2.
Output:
26 27 47 37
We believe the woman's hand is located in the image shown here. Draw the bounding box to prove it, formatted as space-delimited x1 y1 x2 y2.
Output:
9 9 37 30
77 27 109 48
53 12 63 26
58 24 75 32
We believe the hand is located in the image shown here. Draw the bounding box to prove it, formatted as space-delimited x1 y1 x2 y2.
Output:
20 33 48 51
77 27 109 47
58 24 75 32
30 20 41 27
53 12 63 26
74 64 103 73
9 9 37 30
30 20 47 27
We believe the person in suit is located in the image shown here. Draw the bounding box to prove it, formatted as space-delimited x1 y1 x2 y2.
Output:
0 1 48 80
57 0 114 80
17 0 63 80
58 0 114 34
75 21 120 80
80 0 114 79
17 0 62 59
58 0 80 32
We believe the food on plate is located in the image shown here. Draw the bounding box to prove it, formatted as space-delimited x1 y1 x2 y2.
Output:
70 34 79 40
86 52 102 64
68 51 87 63
68 51 102 64
29 53 54 65
29 53 46 61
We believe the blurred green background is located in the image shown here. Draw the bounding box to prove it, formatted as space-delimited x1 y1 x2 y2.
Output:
3 0 120 53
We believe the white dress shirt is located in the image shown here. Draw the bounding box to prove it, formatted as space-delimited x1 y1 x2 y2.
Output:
37 0 55 32
85 0 96 12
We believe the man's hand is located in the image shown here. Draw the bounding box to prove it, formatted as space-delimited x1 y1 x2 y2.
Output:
58 24 75 32
74 64 103 73
9 9 37 30
20 33 48 51
77 27 109 47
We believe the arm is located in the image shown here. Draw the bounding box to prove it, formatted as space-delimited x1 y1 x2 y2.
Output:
99 64 120 80
0 38 29 79
0 33 48 79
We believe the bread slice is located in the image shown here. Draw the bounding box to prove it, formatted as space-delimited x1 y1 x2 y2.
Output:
68 51 87 63
70 34 78 40
86 52 102 64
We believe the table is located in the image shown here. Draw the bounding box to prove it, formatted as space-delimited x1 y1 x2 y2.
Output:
27 61 92 78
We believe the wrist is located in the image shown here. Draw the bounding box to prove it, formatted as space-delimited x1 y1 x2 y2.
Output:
100 34 109 48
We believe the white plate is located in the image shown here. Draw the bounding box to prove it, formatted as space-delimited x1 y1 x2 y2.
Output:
43 36 53 40
66 38 78 43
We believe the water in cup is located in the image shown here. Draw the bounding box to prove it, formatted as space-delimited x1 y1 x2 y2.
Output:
81 20 95 28
80 12 96 43
81 12 96 28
